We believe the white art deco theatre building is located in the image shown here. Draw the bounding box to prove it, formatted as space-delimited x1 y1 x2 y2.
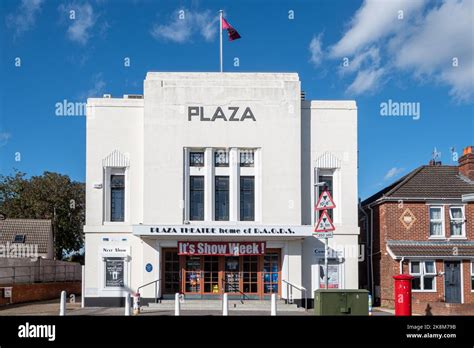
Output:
84 72 359 307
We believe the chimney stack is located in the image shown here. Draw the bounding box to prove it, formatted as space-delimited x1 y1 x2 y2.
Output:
458 145 474 180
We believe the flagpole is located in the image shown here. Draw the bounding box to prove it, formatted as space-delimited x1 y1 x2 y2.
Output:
219 10 223 72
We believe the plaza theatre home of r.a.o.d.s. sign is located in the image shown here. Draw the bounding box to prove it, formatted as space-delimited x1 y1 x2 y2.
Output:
83 72 359 308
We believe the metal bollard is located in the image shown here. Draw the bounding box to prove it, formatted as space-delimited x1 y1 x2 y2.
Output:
175 293 180 316
133 292 140 315
222 293 229 316
271 293 277 316
81 265 85 308
59 291 66 316
125 293 131 316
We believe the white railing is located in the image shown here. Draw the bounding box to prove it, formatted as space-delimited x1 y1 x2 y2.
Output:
282 279 307 311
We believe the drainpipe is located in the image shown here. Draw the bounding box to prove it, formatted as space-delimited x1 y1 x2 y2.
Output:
399 257 405 274
367 204 375 298
358 199 370 292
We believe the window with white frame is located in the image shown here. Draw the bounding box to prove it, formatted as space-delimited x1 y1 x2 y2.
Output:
104 167 126 222
429 206 444 237
186 147 258 222
410 261 436 291
449 206 465 237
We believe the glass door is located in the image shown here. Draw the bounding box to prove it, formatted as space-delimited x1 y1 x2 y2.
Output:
242 256 258 294
184 256 201 293
263 252 280 295
224 256 240 293
163 249 180 294
203 256 219 294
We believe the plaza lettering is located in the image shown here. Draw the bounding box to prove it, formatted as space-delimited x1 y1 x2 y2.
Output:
188 106 256 122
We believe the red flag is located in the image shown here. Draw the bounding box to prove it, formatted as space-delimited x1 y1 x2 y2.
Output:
221 17 241 41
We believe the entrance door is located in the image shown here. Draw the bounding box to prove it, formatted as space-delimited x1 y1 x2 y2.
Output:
163 249 180 294
224 256 240 293
444 261 461 303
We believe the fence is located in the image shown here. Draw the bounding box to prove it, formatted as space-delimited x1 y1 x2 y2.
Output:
0 258 82 285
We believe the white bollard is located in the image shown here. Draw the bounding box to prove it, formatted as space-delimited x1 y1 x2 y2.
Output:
81 265 85 308
59 291 66 316
175 293 180 316
222 293 229 316
271 293 277 316
125 293 131 316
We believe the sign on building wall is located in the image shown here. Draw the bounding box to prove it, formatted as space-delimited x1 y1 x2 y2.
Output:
105 258 124 287
178 241 266 256
319 264 339 289
133 225 313 237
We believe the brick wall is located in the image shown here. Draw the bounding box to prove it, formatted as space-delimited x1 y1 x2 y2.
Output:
0 282 81 306
369 201 474 311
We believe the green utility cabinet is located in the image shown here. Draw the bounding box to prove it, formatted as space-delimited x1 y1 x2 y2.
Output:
314 289 369 315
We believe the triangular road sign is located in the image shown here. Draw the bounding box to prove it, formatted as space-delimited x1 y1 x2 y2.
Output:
315 190 336 210
314 210 335 232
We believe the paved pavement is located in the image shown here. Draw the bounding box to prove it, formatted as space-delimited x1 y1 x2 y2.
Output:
0 297 393 316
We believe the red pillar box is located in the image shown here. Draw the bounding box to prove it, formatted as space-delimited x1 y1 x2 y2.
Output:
393 274 414 316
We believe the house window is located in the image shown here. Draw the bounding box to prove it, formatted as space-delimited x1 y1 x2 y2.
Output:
449 206 465 237
240 176 255 221
215 176 229 221
429 206 444 237
13 234 26 243
190 176 204 221
190 152 205 167
104 257 125 288
240 150 254 167
214 150 229 167
410 261 436 291
471 262 474 291
110 175 125 222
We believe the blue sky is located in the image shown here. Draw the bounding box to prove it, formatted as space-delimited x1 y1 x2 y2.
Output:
0 0 473 199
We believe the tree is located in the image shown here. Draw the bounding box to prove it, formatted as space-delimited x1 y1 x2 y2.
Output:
0 171 85 259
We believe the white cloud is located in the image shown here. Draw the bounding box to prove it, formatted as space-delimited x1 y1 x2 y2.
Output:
309 34 323 66
0 133 11 147
346 67 385 95
59 2 98 45
6 0 44 38
324 0 473 102
384 167 404 181
150 9 218 43
79 73 106 99
329 0 427 57
391 0 474 102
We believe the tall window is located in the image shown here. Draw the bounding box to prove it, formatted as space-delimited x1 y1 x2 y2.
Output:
449 206 465 237
410 261 436 291
429 206 444 237
215 176 229 221
190 176 204 220
110 175 125 222
240 176 255 221
318 174 334 220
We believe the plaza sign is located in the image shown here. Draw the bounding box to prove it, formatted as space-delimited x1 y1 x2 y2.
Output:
133 225 313 237
188 106 256 122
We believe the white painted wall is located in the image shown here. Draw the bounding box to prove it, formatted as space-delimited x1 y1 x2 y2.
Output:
84 73 359 302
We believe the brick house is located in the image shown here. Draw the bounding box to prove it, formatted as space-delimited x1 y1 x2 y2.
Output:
359 146 474 315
